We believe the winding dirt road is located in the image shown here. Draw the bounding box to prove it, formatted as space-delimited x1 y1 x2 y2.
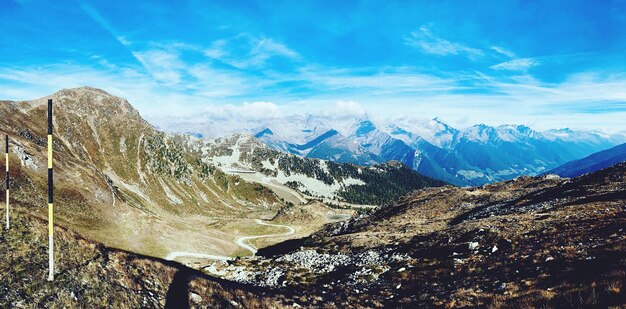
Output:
165 219 295 261
235 219 296 255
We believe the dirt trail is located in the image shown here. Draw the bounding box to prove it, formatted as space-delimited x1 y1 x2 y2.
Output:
235 219 296 255
165 219 295 261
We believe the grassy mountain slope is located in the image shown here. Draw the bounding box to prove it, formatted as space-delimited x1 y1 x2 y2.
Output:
0 210 284 308
0 87 285 259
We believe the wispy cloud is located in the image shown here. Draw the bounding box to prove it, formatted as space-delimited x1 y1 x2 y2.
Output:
490 46 516 58
327 101 367 117
3 0 626 134
490 58 539 71
297 66 463 96
204 34 300 69
2 62 626 133
405 26 483 58
218 101 283 120
80 2 130 48
0 60 256 118
132 50 185 85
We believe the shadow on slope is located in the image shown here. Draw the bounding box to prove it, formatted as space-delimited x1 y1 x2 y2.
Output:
0 207 285 308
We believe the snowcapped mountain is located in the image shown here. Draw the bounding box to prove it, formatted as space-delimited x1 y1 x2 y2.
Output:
160 114 625 186
386 117 459 149
254 118 378 165
190 133 445 205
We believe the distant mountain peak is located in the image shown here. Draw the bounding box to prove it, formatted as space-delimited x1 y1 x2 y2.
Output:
460 124 500 142
390 126 412 136
53 86 121 102
355 120 377 137
430 117 450 128
432 117 446 125
255 128 274 138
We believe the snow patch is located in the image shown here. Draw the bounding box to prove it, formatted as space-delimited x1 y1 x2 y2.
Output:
457 170 487 180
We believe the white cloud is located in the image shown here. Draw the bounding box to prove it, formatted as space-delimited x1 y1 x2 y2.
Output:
132 50 184 85
203 35 300 69
298 66 459 95
186 64 252 97
204 39 228 59
81 2 131 49
490 58 539 71
256 38 299 59
223 101 283 120
405 26 483 58
115 36 131 46
0 61 258 119
331 101 367 117
2 33 626 135
490 46 516 58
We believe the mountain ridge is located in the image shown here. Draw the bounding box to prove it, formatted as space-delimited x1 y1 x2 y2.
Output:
191 132 446 206
214 162 626 307
1 86 625 307
156 110 625 186
545 142 626 178
253 117 624 186
0 86 446 261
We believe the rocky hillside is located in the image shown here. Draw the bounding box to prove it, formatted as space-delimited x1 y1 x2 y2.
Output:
0 210 286 308
3 87 623 308
0 87 285 259
203 163 626 307
188 133 446 205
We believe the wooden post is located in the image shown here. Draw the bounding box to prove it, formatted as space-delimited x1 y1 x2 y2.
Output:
47 99 54 281
4 134 8 230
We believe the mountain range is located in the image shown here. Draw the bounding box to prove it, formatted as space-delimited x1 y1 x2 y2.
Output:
186 133 444 206
545 142 626 178
1 87 625 307
0 87 443 261
160 115 625 186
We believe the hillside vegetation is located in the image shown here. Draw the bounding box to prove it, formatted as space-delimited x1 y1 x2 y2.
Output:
197 134 445 205
0 209 284 308
0 87 286 259
204 163 626 307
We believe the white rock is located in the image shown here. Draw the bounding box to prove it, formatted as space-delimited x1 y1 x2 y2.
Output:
190 293 203 304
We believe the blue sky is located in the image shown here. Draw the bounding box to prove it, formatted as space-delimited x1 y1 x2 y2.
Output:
1 0 626 132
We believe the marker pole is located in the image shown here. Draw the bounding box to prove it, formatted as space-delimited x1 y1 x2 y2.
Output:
47 99 54 281
5 134 8 230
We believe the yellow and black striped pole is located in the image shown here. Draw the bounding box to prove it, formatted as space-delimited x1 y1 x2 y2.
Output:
5 134 8 230
47 99 54 281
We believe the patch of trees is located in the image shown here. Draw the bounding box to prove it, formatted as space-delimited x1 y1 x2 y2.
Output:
338 164 446 205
